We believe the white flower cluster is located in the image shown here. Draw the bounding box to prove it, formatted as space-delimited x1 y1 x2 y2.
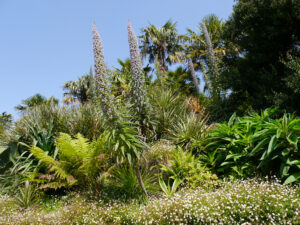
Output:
1 178 299 224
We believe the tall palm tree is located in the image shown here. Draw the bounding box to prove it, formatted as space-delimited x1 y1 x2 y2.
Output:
139 19 183 73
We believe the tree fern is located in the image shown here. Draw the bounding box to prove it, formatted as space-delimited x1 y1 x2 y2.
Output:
29 132 109 189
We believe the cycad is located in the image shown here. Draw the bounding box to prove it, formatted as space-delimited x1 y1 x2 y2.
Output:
29 132 109 190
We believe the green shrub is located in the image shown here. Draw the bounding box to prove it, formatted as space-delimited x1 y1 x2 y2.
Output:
161 147 218 189
202 108 300 183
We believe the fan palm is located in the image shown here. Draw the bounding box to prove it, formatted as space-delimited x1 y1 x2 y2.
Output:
139 19 183 72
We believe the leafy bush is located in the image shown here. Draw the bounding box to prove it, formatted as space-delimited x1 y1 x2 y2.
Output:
202 108 300 183
144 139 175 169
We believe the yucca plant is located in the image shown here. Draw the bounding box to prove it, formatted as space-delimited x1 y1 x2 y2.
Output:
149 86 188 139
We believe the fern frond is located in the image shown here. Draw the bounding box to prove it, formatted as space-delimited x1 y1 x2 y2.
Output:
72 133 90 158
30 146 56 166
56 133 77 161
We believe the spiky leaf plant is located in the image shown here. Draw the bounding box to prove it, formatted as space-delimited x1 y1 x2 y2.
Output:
92 23 149 197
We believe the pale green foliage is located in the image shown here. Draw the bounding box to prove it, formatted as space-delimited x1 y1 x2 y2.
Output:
144 140 175 168
158 177 181 196
161 147 218 188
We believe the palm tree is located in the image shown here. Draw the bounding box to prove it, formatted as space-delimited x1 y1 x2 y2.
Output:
184 14 225 96
63 72 95 105
139 19 183 73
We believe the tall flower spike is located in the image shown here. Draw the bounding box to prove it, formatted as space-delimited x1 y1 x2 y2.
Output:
188 58 200 96
203 22 219 96
127 21 149 117
92 23 116 120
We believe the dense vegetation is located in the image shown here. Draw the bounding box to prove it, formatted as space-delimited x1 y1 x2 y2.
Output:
0 0 299 224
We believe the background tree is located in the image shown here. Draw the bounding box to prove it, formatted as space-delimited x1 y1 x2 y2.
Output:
63 72 95 105
221 0 300 113
165 66 198 96
0 112 13 130
139 19 183 73
15 94 58 113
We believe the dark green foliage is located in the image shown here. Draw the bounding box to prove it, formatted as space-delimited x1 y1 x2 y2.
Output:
166 66 198 96
202 108 300 183
221 0 300 113
273 54 300 113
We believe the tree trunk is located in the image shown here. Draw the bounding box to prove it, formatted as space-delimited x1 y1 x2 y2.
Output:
134 165 148 197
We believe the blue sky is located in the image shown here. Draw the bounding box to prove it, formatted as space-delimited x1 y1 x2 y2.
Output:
0 0 234 118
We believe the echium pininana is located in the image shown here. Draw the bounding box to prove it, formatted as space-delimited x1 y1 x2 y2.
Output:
127 21 149 118
92 23 116 120
203 22 219 96
188 58 200 96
